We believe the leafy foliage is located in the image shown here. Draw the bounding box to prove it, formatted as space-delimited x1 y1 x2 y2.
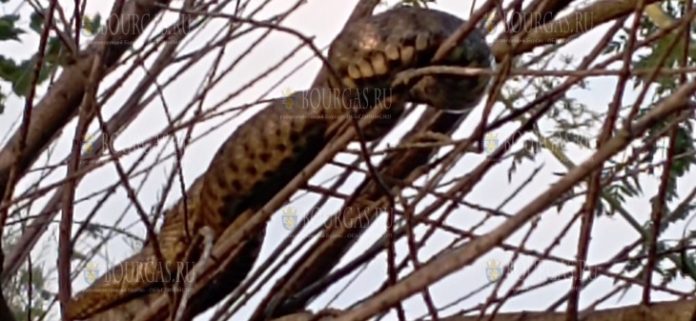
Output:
0 6 103 114
0 14 23 41
6 265 51 321
500 0 696 281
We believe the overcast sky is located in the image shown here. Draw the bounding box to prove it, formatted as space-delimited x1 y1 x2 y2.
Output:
1 0 694 320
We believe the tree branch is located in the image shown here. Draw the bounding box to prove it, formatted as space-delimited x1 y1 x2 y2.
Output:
491 0 661 61
332 81 696 321
0 0 174 212
440 298 696 321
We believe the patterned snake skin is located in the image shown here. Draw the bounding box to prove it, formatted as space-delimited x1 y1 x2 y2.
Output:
65 6 491 321
328 6 491 110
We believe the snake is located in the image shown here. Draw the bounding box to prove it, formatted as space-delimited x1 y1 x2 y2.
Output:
65 5 491 321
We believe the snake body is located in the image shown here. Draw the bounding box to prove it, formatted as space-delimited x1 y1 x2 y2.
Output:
65 6 491 321
66 91 347 321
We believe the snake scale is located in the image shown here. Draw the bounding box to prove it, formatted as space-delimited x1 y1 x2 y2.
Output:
65 6 491 321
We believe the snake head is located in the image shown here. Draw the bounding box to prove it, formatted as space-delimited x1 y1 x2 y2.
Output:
407 33 492 112
327 6 492 113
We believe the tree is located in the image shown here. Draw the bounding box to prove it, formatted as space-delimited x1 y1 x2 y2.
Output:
0 0 694 321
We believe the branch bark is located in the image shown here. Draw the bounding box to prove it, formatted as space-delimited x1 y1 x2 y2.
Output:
491 0 661 61
0 1 173 319
1 0 192 285
0 0 173 211
331 81 696 321
0 249 17 321
439 298 696 321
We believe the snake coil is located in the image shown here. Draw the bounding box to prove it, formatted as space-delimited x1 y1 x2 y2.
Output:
66 6 492 321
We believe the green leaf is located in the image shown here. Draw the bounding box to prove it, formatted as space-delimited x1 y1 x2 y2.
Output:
0 14 23 41
669 125 696 178
82 14 102 35
0 35 65 97
0 55 20 82
679 244 696 281
43 36 65 65
633 33 694 88
29 11 43 33
6 56 58 97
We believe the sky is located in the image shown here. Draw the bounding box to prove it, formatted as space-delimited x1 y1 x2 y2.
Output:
0 0 694 320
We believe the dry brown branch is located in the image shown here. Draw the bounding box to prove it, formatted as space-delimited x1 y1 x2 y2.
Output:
254 1 652 318
491 0 662 60
2 1 695 321
332 82 696 321
0 0 175 200
440 298 696 321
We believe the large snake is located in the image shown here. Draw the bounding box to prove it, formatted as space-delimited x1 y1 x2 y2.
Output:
65 6 491 321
